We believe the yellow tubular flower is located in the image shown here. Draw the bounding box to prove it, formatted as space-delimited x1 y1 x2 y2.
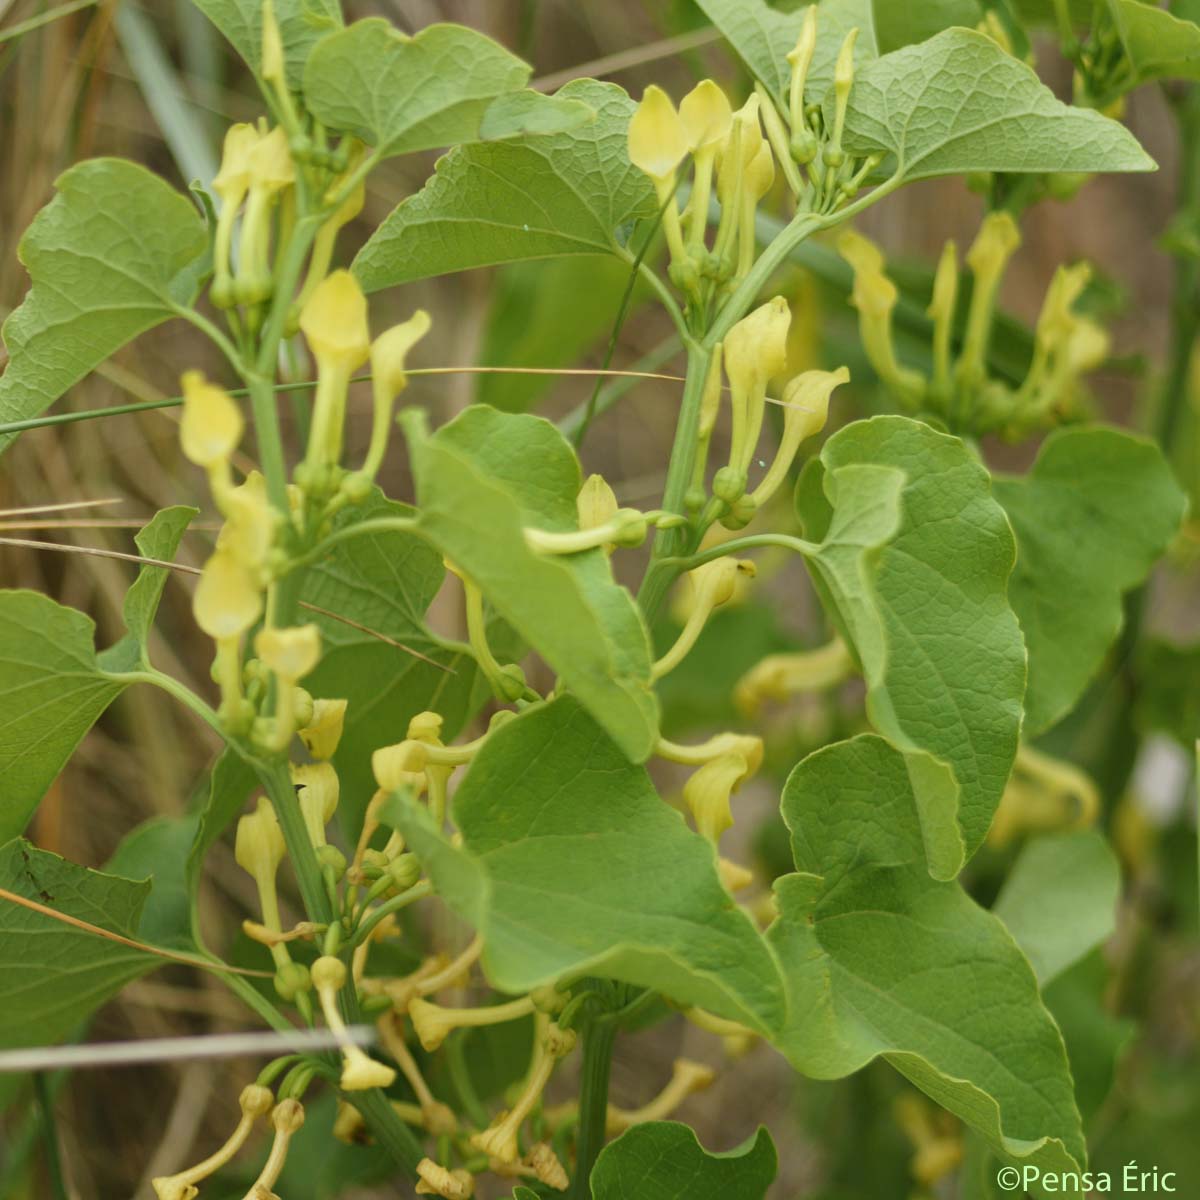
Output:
659 728 764 843
606 1059 716 1134
927 241 960 401
653 558 756 680
194 550 263 721
734 636 854 716
724 296 792 476
235 797 288 967
737 139 776 278
377 1014 459 1135
300 269 371 472
628 85 690 271
299 697 348 760
408 994 537 1054
957 212 1021 391
749 367 849 507
679 79 732 248
210 124 261 307
416 1159 475 1199
180 370 243 475
525 1143 570 1190
838 230 925 404
153 1084 273 1200
255 624 321 750
683 752 752 843
312 955 397 1090
712 95 764 281
242 1099 305 1200
217 470 277 580
290 761 339 847
628 84 689 179
895 1093 964 1187
360 309 431 481
470 1023 575 1164
1016 262 1093 412
238 126 295 302
291 175 366 327
718 857 755 892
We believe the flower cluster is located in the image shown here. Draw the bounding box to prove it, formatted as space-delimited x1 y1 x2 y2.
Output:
626 10 877 318
840 216 1109 438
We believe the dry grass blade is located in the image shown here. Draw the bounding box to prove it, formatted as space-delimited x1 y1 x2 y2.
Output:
0 0 97 46
0 497 123 517
0 886 272 977
0 536 455 671
531 27 722 92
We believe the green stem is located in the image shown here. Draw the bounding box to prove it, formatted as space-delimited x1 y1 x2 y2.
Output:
111 669 224 739
206 954 295 1032
1156 89 1200 450
246 371 292 515
636 338 710 621
34 1073 66 1200
257 763 424 1176
346 882 432 949
569 1018 617 1200
709 212 822 343
671 531 818 569
351 1086 425 1173
258 758 333 926
175 305 246 377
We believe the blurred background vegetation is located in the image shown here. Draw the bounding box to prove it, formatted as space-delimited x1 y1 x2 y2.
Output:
0 1 1197 1197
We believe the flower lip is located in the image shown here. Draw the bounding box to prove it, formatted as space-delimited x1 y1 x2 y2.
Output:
628 85 689 180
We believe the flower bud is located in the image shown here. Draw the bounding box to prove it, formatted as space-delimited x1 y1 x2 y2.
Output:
261 0 284 84
577 473 619 533
180 371 243 470
787 5 818 143
387 852 422 891
273 960 312 1001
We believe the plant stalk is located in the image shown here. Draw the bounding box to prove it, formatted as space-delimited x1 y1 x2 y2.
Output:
569 1018 618 1200
636 337 710 620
